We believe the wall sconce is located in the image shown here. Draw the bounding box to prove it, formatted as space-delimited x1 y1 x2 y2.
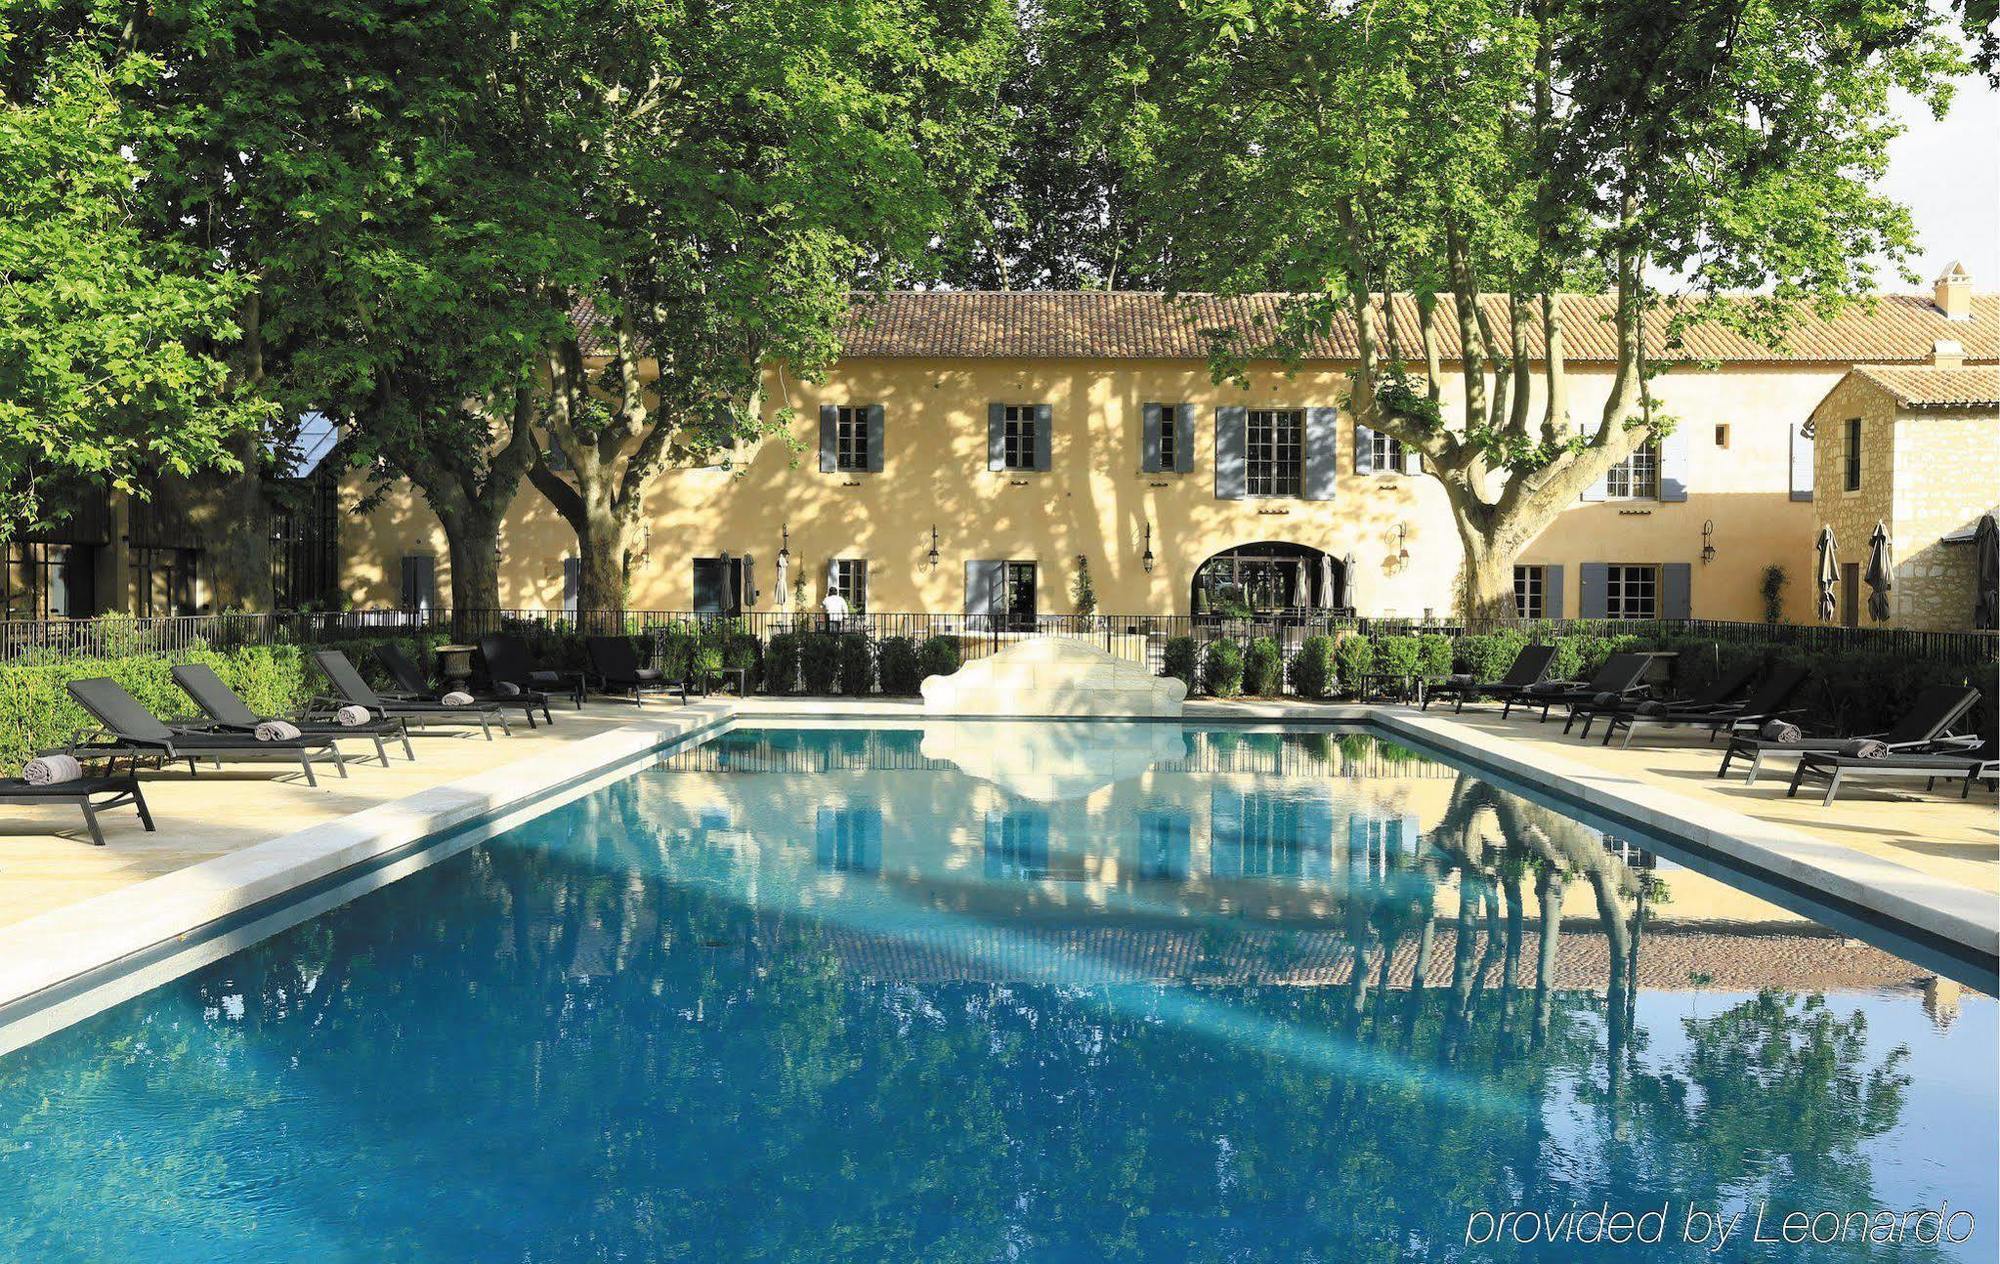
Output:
777 522 790 569
1701 519 1717 565
927 525 941 570
638 522 652 569
1141 521 1156 574
1394 523 1410 568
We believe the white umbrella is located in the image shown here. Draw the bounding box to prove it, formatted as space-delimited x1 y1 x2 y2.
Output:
1342 552 1360 614
774 551 789 606
1319 553 1337 611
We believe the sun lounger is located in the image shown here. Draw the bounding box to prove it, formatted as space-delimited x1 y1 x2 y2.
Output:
0 768 153 846
1789 734 1997 805
1503 653 1652 723
376 644 552 727
585 636 685 704
173 663 414 767
66 677 347 787
311 650 509 739
1421 644 1557 714
1573 659 1761 741
1721 682 1979 783
479 634 585 709
1598 662 1813 749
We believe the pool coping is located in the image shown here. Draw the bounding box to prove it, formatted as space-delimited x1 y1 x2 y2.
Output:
0 697 1991 1054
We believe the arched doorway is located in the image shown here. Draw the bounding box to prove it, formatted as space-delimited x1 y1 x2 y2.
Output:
1191 543 1344 618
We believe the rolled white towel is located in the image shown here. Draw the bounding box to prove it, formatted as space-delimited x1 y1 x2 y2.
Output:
494 681 522 697
23 754 83 786
254 720 302 742
1760 719 1802 743
441 690 475 707
336 704 372 727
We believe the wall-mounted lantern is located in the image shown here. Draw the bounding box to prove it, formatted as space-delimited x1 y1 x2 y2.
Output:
1701 519 1717 565
1394 522 1410 569
1141 522 1156 574
927 525 941 570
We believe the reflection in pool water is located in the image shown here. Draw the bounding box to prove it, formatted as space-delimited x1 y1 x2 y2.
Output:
0 725 1990 1262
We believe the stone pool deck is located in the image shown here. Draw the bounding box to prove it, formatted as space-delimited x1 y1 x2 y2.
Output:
0 694 1991 1050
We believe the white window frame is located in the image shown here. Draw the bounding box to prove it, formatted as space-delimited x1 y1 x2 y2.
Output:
1246 409 1304 497
834 405 869 472
829 558 868 614
1604 441 1659 499
1369 429 1405 473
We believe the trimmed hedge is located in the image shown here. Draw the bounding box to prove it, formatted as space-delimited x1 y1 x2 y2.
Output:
1203 639 1245 697
1243 637 1283 695
876 636 922 694
1162 636 1199 690
800 633 841 695
838 633 874 696
916 635 962 681
1332 635 1374 693
1288 635 1336 699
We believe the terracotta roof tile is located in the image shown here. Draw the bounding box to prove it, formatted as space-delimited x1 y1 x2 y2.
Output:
1848 364 2000 408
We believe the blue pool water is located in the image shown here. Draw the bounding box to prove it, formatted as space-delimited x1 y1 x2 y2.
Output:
0 723 1992 1262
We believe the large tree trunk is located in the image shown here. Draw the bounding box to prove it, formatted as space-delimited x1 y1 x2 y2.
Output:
441 500 503 633
574 501 633 625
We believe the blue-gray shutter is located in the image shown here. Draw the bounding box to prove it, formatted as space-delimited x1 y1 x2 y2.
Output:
1033 404 1053 470
818 404 838 473
1542 565 1565 619
964 559 1002 618
1303 406 1339 500
1658 428 1689 501
1141 402 1164 472
1353 424 1376 473
1661 562 1692 619
1347 815 1371 869
987 404 1006 471
1174 404 1195 473
865 404 884 473
1209 788 1243 877
1789 420 1815 501
1214 406 1247 499
1579 563 1609 617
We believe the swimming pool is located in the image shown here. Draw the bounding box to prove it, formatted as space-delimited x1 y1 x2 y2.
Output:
0 722 1991 1261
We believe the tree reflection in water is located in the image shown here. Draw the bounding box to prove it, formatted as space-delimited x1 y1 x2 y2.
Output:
0 731 1979 1263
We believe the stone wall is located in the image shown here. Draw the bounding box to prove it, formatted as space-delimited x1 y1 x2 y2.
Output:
1810 375 1896 623
1891 411 2000 630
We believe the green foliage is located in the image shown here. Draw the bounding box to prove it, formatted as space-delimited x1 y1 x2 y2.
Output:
876 637 923 694
1760 566 1788 624
800 634 841 695
1287 635 1336 699
837 634 874 696
1373 635 1422 677
1417 633 1454 678
1242 637 1283 695
1162 636 1200 690
763 633 803 694
1333 635 1375 691
1202 639 1244 697
655 624 702 681
1454 629 1531 680
1069 555 1097 617
917 635 963 680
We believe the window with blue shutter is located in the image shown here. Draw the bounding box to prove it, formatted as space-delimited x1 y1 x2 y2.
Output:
1303 406 1339 500
1214 407 1248 499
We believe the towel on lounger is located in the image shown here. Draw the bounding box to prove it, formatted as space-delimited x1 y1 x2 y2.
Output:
254 720 301 742
1840 738 1889 759
1446 673 1475 686
22 754 82 785
1525 681 1564 696
440 691 475 707
336 705 372 727
1761 719 1802 743
1635 700 1667 715
494 681 521 696
1593 691 1621 706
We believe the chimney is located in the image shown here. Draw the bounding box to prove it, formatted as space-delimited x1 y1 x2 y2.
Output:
1933 260 1971 320
1932 339 1965 369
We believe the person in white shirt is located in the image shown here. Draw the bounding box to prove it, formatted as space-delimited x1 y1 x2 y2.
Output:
822 589 849 629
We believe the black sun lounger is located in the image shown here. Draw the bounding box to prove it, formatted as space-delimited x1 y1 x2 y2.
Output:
172 663 414 767
1504 653 1652 724
1599 662 1813 750
1716 683 1981 784
1789 734 1997 806
311 650 509 740
0 772 153 846
66 677 347 787
376 644 552 727
585 636 684 704
1422 644 1557 714
1573 658 1762 741
479 634 586 709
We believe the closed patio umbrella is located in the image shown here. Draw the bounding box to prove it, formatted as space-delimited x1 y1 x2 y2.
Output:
1342 552 1361 615
1319 552 1337 611
1975 513 2000 630
774 550 788 606
717 550 736 615
1814 527 1838 622
1292 559 1308 609
1863 521 1893 623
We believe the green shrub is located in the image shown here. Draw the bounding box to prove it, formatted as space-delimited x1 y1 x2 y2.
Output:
692 646 724 678
1243 637 1283 695
1287 635 1336 699
1374 634 1421 677
1454 629 1530 681
763 633 803 694
800 633 841 694
917 635 962 679
1332 634 1374 692
1203 639 1245 697
838 633 874 696
876 636 923 694
1417 633 1454 678
654 623 701 681
1162 636 1200 690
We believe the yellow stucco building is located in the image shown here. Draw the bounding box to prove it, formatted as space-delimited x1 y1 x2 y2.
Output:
343 276 1997 626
